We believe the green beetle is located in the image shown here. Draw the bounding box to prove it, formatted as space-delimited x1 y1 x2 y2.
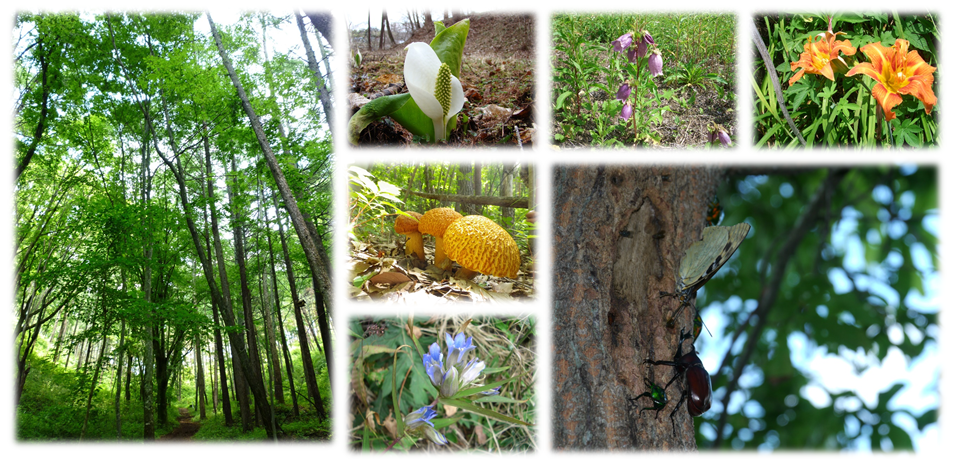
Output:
630 378 668 419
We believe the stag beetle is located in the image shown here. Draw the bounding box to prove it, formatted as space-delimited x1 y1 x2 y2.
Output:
644 327 712 418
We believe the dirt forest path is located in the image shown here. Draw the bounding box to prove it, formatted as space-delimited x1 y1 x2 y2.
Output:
159 408 201 441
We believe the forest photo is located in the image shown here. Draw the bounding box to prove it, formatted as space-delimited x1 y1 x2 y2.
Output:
348 162 535 302
13 12 334 441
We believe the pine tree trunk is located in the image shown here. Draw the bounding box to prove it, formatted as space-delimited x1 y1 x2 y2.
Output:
552 165 721 450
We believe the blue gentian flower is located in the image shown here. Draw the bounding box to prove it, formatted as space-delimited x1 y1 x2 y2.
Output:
423 334 498 398
404 405 448 445
445 332 476 367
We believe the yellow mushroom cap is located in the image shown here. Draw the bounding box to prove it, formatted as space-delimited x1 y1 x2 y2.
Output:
444 215 521 279
394 211 423 234
418 207 463 237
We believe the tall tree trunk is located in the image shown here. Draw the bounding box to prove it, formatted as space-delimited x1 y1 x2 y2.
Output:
209 14 334 396
153 326 170 428
81 326 109 439
266 201 299 416
125 352 132 404
199 162 233 425
458 163 477 215
272 192 325 418
52 310 69 364
379 12 396 48
15 36 53 180
202 135 252 432
502 164 515 224
227 152 267 429
114 319 126 439
64 321 79 369
524 164 536 257
294 11 334 135
194 333 207 419
257 176 284 405
473 163 483 215
210 350 218 415
552 165 722 449
210 299 231 423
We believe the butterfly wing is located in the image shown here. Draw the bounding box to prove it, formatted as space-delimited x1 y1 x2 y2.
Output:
677 223 751 293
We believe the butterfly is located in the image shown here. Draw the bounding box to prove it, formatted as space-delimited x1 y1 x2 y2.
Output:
662 223 751 329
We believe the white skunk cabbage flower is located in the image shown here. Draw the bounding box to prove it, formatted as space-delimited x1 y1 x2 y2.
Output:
404 42 464 141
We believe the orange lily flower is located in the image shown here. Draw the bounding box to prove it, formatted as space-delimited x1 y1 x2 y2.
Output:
847 38 937 121
789 31 857 86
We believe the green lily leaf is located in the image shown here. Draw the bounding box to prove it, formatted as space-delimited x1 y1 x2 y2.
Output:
431 18 469 78
347 93 410 145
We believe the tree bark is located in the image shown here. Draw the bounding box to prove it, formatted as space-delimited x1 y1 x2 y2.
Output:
457 163 478 215
16 35 53 180
502 164 515 223
552 165 722 450
366 11 371 50
304 12 333 49
257 176 285 405
81 325 109 439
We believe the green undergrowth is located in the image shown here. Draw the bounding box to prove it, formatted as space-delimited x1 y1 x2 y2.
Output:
16 353 175 440
189 403 331 441
18 352 332 441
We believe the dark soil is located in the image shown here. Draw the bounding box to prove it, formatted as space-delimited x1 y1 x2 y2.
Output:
350 13 535 147
159 408 200 441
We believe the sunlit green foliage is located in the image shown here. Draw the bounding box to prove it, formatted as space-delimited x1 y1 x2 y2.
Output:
695 167 937 450
754 13 939 147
